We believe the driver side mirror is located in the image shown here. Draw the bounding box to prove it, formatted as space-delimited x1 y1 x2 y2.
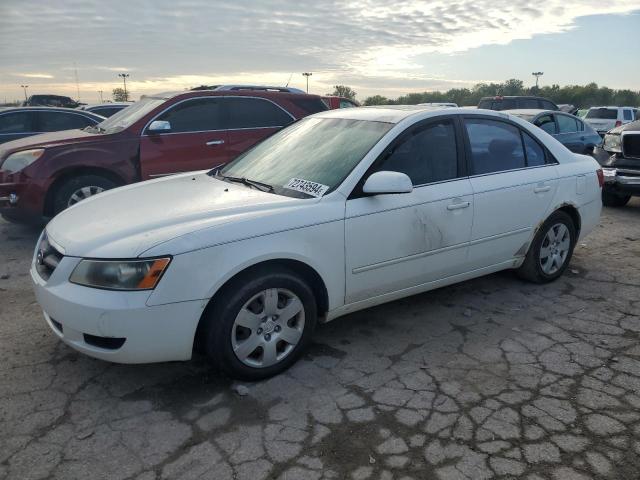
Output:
362 171 413 195
147 120 171 133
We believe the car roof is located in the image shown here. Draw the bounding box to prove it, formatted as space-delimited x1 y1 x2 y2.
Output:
146 89 323 101
0 106 100 114
313 105 518 124
504 109 555 116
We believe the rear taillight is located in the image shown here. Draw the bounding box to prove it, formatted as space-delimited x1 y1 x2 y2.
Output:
615 120 622 127
596 169 604 188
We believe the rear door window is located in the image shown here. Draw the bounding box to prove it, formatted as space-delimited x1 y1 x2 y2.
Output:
226 97 294 129
37 112 95 131
464 118 525 174
557 114 579 133
154 97 225 133
623 109 633 121
0 111 33 133
522 132 546 167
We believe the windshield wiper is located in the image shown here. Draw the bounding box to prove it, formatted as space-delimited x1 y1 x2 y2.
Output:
217 174 274 193
84 125 105 133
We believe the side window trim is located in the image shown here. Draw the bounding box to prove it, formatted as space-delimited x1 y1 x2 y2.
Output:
141 95 296 136
348 115 464 199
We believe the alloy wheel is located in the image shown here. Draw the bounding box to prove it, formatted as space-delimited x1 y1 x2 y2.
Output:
231 288 305 368
539 223 571 275
68 186 105 207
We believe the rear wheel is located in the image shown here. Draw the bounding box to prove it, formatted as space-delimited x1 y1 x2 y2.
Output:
201 266 317 380
52 174 117 215
602 190 630 207
517 211 577 283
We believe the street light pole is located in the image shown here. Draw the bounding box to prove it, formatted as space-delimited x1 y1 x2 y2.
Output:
98 90 104 103
118 73 130 101
302 72 312 93
532 72 544 88
20 85 29 102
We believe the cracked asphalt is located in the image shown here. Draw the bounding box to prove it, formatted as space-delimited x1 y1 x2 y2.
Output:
1 200 640 480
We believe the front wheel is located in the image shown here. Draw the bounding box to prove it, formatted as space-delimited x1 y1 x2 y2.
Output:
517 211 577 283
52 174 118 215
602 190 630 207
201 267 317 380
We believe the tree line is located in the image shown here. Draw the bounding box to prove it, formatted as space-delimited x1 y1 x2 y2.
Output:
329 80 640 108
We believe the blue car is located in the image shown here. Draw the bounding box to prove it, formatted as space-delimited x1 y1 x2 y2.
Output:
0 107 104 144
506 109 602 155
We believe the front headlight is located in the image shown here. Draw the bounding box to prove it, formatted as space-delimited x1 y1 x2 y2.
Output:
603 134 621 153
69 258 171 290
1 149 45 173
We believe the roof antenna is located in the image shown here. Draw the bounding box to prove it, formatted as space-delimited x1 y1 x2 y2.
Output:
285 73 293 87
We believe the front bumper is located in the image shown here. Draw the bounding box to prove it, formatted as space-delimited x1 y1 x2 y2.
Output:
602 167 640 195
0 172 47 223
31 251 206 364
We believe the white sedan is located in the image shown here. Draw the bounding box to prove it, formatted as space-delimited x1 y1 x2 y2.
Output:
31 107 603 379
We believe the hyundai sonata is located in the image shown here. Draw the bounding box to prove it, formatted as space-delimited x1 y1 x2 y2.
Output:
31 107 603 379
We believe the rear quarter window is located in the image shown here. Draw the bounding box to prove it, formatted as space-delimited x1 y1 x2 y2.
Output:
288 97 329 115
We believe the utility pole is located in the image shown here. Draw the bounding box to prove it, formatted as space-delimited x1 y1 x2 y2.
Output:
98 90 104 103
118 73 130 101
74 63 80 101
302 72 312 93
20 85 29 102
532 72 544 88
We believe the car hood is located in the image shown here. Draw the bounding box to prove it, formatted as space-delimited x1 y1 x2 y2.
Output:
0 128 102 158
45 172 322 258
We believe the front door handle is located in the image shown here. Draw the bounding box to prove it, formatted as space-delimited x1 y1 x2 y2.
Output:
447 201 471 210
534 185 551 193
206 139 225 146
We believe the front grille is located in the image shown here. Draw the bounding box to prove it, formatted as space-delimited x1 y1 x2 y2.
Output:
36 232 64 281
623 133 640 159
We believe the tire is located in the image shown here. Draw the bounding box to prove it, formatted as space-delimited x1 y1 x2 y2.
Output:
517 211 577 284
52 174 118 215
602 190 630 207
201 266 317 380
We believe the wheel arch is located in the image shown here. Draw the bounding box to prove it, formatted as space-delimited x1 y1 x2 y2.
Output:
44 167 126 216
192 257 330 353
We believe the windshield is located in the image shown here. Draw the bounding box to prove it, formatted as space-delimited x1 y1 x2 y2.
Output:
586 108 617 120
96 96 167 133
218 117 393 197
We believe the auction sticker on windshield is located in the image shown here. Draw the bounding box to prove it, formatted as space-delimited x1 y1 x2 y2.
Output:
285 178 329 198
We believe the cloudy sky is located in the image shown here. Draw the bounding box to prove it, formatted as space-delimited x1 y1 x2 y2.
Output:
1 0 639 103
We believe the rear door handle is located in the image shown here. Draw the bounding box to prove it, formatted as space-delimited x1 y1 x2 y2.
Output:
447 201 470 210
534 185 551 193
206 139 225 146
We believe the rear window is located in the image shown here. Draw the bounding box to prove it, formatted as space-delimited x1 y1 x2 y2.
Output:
288 97 328 115
586 108 617 119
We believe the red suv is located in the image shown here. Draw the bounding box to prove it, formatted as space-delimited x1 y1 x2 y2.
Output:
0 89 327 223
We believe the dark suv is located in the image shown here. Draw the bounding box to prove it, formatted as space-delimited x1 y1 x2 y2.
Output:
596 120 640 207
478 96 558 111
0 89 327 223
23 95 81 108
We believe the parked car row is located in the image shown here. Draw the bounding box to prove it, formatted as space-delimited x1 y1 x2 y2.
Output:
0 88 328 222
